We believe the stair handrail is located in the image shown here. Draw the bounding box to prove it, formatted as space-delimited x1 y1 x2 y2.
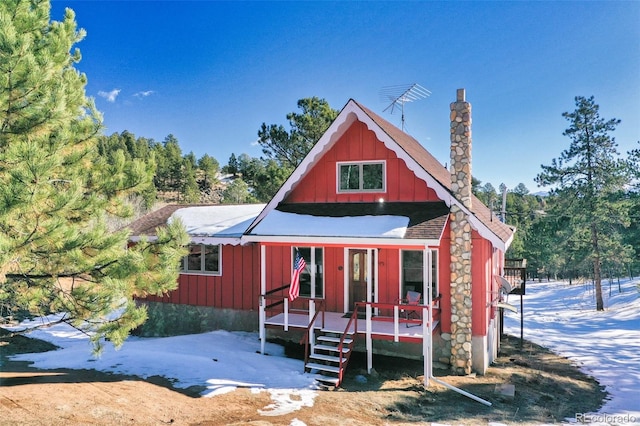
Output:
335 304 362 385
301 298 326 366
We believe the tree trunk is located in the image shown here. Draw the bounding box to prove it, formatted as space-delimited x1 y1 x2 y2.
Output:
591 223 604 311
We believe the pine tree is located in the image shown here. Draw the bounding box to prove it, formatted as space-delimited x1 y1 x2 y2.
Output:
227 153 239 176
162 134 183 191
181 158 200 203
0 0 188 350
258 97 338 169
536 96 632 310
197 153 219 191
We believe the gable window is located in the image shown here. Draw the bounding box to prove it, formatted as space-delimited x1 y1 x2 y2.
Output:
338 161 385 192
293 246 324 298
181 244 221 275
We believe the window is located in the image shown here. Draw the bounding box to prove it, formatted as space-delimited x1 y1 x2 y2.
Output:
431 250 439 299
182 244 221 275
294 247 324 298
401 249 439 302
338 161 385 192
402 250 424 302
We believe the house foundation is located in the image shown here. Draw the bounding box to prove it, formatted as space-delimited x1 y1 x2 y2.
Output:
134 301 258 337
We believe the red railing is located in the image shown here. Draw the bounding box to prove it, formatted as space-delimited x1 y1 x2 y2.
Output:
335 306 362 384
351 296 442 329
301 299 326 366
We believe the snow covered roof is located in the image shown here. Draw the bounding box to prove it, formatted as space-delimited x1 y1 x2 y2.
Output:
128 204 266 245
170 204 266 237
251 211 408 239
129 202 447 247
245 202 448 246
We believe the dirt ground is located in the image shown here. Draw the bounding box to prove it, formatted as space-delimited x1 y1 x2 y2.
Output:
0 331 606 426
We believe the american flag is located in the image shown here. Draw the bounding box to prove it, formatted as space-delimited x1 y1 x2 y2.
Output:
289 250 306 302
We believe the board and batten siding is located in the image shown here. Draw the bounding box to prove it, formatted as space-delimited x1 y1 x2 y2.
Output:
143 244 261 310
471 234 494 336
286 120 439 203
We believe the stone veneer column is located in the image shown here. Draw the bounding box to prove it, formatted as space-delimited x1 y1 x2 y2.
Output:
449 88 473 375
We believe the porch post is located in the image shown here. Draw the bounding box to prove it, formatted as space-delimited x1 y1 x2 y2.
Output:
373 248 379 316
423 247 431 386
423 306 430 387
366 302 373 374
366 249 373 373
284 298 289 331
260 244 266 355
309 299 316 348
343 249 349 313
393 306 400 342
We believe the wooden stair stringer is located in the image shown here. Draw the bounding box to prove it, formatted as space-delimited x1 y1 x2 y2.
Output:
304 329 355 388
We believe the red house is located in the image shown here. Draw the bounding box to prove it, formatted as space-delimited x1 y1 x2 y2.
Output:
132 89 514 386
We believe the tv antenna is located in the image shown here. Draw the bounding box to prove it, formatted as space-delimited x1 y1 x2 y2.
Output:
381 83 431 131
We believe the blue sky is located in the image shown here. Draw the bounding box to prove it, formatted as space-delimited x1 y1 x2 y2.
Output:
50 1 639 192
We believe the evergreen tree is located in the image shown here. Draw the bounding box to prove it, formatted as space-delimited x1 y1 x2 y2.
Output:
222 178 252 204
97 131 157 208
181 158 200 203
258 97 338 168
197 153 219 191
0 0 188 350
252 158 291 202
536 96 632 310
627 143 640 275
237 153 253 177
162 134 183 191
227 153 238 176
513 183 530 196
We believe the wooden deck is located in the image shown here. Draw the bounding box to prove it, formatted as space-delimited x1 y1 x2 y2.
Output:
264 310 439 343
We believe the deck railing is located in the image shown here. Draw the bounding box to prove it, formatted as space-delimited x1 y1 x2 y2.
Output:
351 299 440 377
352 296 442 334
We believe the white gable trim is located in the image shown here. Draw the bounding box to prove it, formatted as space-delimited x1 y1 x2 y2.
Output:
354 105 511 252
246 103 359 231
246 100 510 252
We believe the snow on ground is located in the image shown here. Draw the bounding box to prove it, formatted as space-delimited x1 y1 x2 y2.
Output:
504 277 640 424
3 278 639 425
3 320 318 418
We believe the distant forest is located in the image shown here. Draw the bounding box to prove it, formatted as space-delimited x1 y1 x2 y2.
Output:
97 131 286 206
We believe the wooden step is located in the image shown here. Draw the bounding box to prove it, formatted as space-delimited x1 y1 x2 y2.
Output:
311 375 340 386
317 335 353 345
309 353 346 364
314 343 350 353
306 362 341 374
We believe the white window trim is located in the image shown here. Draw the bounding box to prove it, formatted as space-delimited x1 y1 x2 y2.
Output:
342 247 378 314
336 160 386 193
293 246 324 299
430 249 439 301
398 248 439 303
181 243 222 276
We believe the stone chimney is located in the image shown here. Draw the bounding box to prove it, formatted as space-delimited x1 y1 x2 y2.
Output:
449 88 473 375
